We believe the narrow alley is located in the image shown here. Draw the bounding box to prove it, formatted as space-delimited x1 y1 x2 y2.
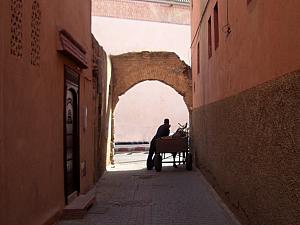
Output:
58 152 239 225
1 0 299 225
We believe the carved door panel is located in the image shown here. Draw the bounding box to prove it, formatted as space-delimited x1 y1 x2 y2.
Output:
64 67 80 202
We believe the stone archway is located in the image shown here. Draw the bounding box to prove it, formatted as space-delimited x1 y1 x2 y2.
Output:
111 51 192 112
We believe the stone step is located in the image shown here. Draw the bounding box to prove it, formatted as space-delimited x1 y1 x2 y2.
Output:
61 188 96 220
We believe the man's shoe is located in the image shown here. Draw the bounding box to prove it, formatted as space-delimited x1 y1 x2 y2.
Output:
173 164 178 168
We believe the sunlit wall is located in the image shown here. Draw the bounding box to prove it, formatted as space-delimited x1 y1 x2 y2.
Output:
92 16 191 65
114 81 189 142
92 16 191 142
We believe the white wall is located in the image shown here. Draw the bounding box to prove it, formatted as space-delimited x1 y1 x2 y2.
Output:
92 16 191 65
114 81 189 142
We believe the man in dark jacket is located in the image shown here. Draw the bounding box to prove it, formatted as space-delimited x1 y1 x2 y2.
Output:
147 118 170 170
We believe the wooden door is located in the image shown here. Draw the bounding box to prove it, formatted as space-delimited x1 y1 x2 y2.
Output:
64 67 80 202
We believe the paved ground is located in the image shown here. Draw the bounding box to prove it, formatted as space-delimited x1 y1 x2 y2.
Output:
57 152 240 225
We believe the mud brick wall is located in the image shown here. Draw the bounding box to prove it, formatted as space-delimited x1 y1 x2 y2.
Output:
192 71 300 225
111 51 192 111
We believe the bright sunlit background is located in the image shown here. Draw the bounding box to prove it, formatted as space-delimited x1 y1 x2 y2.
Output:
92 16 190 143
92 17 191 65
114 81 189 142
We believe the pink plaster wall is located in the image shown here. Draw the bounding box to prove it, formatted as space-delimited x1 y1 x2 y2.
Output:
191 0 300 107
0 0 95 224
190 1 300 224
92 17 191 65
92 0 190 25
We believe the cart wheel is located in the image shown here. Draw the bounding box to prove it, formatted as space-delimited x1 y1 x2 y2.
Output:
186 153 193 171
154 154 162 172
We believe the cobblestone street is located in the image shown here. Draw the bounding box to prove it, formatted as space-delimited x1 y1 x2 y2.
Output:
57 152 240 225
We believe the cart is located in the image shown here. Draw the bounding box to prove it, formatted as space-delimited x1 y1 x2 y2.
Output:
153 135 192 172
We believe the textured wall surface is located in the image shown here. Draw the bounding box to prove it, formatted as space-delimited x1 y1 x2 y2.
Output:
92 36 109 181
192 71 300 225
1 0 95 224
92 0 190 25
191 0 300 108
111 51 192 111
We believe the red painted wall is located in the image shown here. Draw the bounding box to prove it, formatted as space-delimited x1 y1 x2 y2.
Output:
0 0 98 224
191 1 300 224
191 0 300 107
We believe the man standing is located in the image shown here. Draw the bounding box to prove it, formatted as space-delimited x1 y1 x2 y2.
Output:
147 118 170 170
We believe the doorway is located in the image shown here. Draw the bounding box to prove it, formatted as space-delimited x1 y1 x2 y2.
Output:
64 66 80 203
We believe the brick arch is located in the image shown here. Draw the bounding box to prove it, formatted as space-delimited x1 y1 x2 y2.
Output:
111 51 192 112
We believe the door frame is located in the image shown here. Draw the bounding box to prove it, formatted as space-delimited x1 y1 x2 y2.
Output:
63 66 80 204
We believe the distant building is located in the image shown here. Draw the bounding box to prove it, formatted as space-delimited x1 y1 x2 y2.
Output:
93 0 190 25
191 1 300 225
92 0 191 143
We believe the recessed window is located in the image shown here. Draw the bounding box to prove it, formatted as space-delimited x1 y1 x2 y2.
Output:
208 17 212 58
214 2 219 49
